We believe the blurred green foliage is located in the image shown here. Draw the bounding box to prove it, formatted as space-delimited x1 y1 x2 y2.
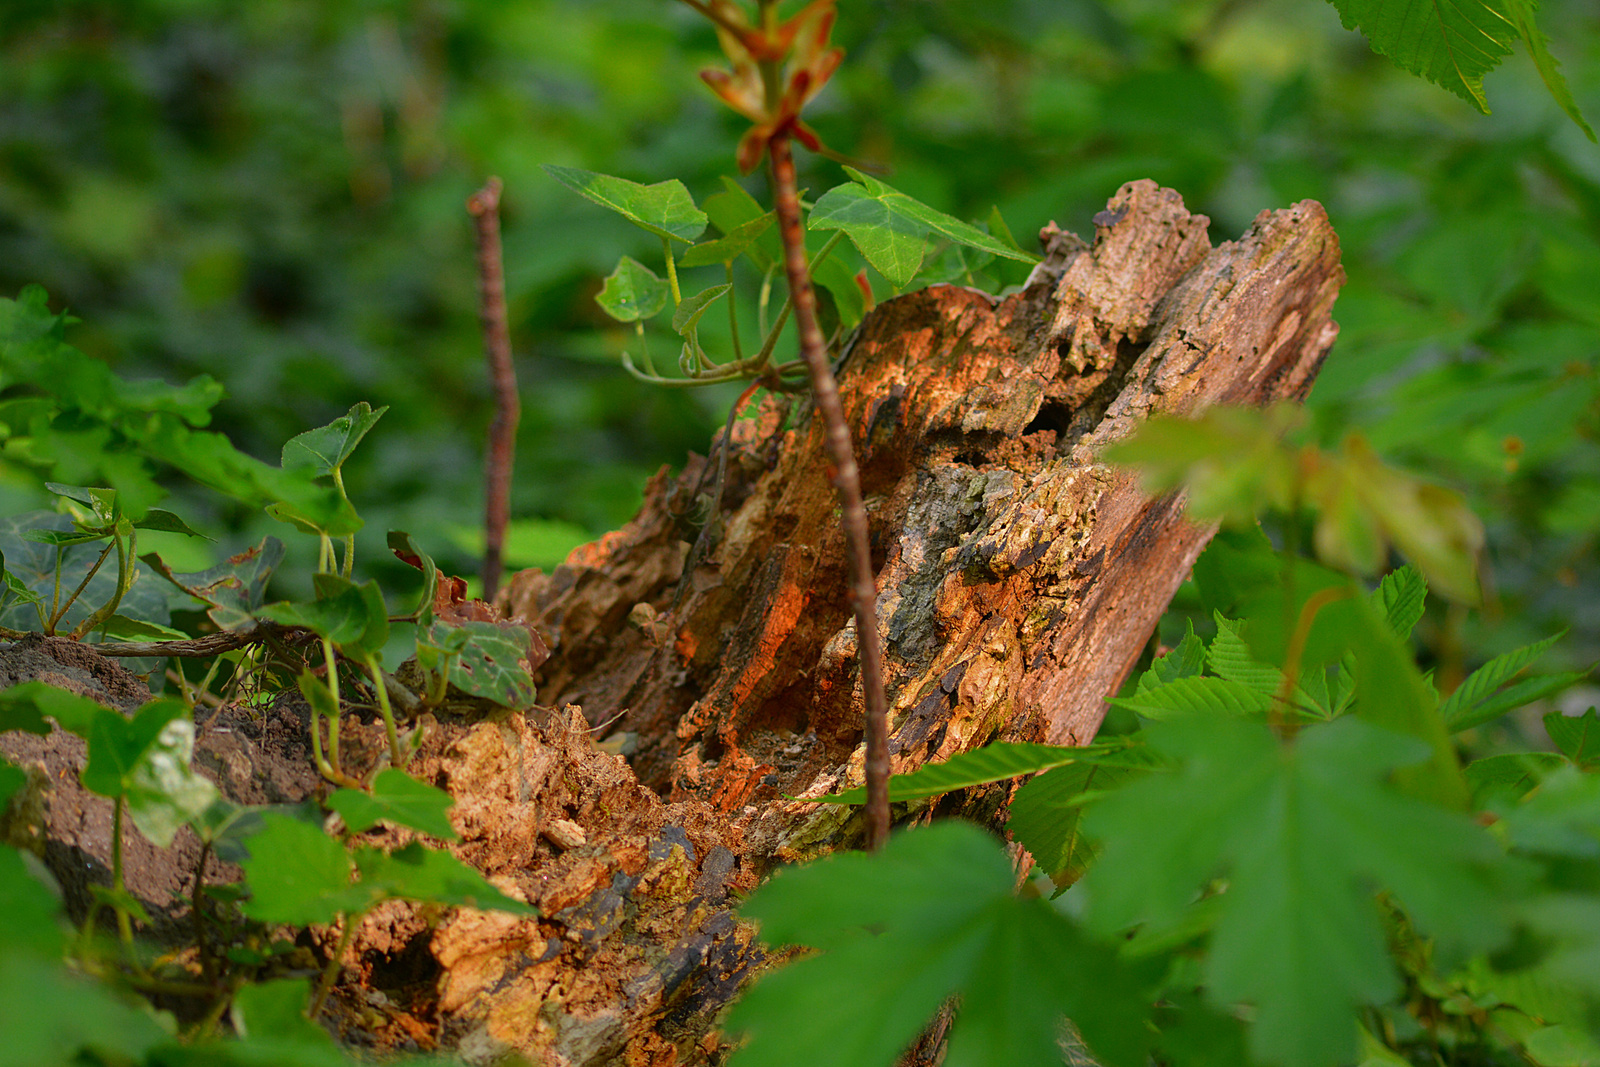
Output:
1 0 1597 674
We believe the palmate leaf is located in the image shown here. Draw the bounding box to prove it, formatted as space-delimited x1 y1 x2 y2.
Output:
1008 759 1151 889
1376 565 1427 641
809 168 1038 289
812 741 1092 805
1439 630 1565 731
1108 675 1273 720
543 165 707 243
730 823 1152 1067
1545 707 1600 768
1081 715 1505 1067
1505 0 1595 139
1136 619 1206 691
1324 0 1515 113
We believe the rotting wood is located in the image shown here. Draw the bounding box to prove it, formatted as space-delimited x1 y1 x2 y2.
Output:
0 180 1344 1066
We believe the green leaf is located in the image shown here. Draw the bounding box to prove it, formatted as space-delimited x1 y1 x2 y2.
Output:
984 205 1025 255
0 680 107 736
808 168 1039 289
678 211 776 268
328 769 459 841
239 811 362 925
0 845 65 956
1104 405 1303 526
353 841 535 915
0 952 169 1067
1136 619 1206 691
1446 669 1591 734
388 530 440 623
1082 715 1504 1067
228 978 349 1063
1504 0 1596 139
595 256 668 322
1108 675 1273 720
96 614 188 641
730 823 1151 1067
1009 759 1151 889
1545 708 1600 768
813 741 1086 805
1375 565 1427 641
280 402 387 479
133 507 211 539
671 283 732 336
703 177 781 272
1464 751 1566 803
1322 0 1515 114
1439 631 1565 730
142 535 283 630
297 670 340 722
542 165 707 243
81 697 218 846
422 618 537 707
257 574 378 648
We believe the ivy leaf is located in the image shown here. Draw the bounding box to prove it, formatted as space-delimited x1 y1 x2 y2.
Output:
1545 708 1600 768
388 531 441 624
239 811 363 925
730 822 1152 1067
421 619 537 708
328 769 459 841
353 841 535 915
228 978 349 1063
80 697 218 847
809 168 1039 288
132 507 210 539
280 402 386 480
1082 715 1505 1067
596 256 668 322
0 680 107 736
671 283 732 336
141 536 283 629
543 165 707 243
1322 0 1516 114
678 211 776 268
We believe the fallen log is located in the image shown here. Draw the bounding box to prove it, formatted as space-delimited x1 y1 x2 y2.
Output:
0 180 1343 1066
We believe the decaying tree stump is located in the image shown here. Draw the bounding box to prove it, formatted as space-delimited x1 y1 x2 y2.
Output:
0 181 1343 1066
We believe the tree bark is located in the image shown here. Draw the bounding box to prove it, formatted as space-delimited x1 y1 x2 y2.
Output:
0 181 1343 1066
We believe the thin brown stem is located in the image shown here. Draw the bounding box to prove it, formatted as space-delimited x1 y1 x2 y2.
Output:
768 135 890 852
468 176 521 601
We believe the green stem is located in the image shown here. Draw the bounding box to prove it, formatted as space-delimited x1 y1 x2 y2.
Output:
72 527 135 640
662 236 683 306
48 539 114 633
307 909 366 1020
322 637 344 777
112 797 134 949
367 653 404 769
1274 585 1354 737
725 262 745 362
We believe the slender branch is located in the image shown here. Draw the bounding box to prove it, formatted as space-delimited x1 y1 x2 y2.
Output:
92 628 269 658
768 134 890 852
468 176 521 601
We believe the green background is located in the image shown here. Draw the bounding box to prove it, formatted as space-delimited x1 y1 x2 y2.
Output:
2 0 1597 680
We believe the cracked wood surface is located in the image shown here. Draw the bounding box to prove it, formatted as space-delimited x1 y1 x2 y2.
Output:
1 180 1343 1067
507 179 1343 870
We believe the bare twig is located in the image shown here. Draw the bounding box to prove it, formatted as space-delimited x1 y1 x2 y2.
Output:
468 177 521 601
93 628 269 659
768 135 890 851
